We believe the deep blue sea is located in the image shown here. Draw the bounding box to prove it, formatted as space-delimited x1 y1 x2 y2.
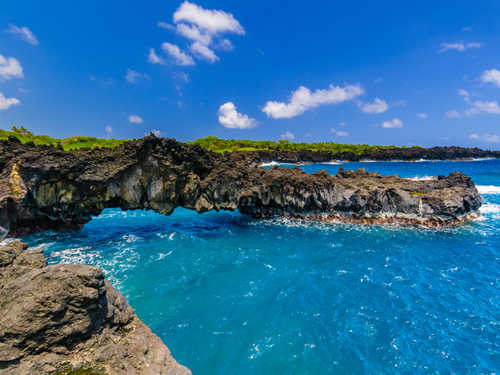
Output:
7 160 500 374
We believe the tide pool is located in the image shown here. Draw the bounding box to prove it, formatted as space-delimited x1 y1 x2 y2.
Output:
10 159 500 374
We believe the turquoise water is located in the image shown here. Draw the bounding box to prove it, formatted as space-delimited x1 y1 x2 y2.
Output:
11 160 500 374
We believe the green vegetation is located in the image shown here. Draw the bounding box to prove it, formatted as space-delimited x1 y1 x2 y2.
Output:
1 128 423 154
188 136 423 155
55 367 103 375
0 127 129 151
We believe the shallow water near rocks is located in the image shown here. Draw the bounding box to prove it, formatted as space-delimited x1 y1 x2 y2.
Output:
11 160 500 374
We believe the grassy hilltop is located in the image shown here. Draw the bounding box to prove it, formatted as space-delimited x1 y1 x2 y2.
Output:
1 127 418 155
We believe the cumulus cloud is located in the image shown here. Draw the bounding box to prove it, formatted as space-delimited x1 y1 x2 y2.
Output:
331 128 348 136
359 98 388 114
416 113 428 118
190 41 219 62
157 1 244 65
281 131 294 140
0 55 23 81
5 24 38 45
125 69 149 83
381 119 403 128
147 48 166 65
128 114 144 124
218 102 258 129
339 121 347 126
445 110 461 118
470 133 499 142
262 84 364 119
161 42 195 66
0 92 21 110
173 1 245 35
481 69 500 87
465 100 500 116
439 42 482 52
105 125 113 137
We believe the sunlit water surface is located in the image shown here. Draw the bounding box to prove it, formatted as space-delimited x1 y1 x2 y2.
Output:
8 160 500 374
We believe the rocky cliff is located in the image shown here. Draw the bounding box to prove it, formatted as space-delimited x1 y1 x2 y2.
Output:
0 135 482 239
0 241 191 375
227 146 500 164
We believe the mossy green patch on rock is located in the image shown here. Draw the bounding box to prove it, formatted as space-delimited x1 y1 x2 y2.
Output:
55 367 104 375
410 192 426 196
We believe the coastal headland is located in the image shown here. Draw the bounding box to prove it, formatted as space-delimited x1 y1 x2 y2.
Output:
0 241 192 375
0 135 482 239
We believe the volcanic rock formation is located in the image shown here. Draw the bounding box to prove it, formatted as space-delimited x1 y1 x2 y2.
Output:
0 241 191 375
0 135 482 239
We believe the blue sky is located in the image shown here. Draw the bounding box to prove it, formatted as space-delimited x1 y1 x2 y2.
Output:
1 0 500 147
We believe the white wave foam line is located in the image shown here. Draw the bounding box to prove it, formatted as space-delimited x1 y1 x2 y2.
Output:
477 185 500 195
480 203 500 214
406 176 437 181
259 161 298 167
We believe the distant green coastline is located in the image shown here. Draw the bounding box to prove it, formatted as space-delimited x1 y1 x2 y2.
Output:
0 127 420 154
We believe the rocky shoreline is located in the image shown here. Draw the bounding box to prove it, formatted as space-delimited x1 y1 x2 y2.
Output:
0 135 483 239
226 146 500 164
0 241 191 375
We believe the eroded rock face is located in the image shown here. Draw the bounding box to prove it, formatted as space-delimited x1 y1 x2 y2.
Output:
0 135 482 238
0 241 191 375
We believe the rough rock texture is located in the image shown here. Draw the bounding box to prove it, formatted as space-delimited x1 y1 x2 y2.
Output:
0 241 191 375
228 146 500 164
0 135 482 238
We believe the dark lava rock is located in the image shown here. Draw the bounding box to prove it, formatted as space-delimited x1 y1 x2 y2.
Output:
0 136 482 238
0 241 191 375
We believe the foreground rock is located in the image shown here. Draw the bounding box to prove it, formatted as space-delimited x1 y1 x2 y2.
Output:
0 241 191 375
0 135 482 238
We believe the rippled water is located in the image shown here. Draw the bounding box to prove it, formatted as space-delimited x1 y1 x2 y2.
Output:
7 160 500 374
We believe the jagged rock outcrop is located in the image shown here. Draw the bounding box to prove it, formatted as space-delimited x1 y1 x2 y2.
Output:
0 241 191 375
0 135 482 238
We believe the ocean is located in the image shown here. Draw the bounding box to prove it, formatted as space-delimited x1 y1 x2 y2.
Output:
10 159 500 374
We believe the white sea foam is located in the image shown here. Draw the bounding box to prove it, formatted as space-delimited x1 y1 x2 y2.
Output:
480 203 500 214
406 176 437 181
477 185 500 195
259 161 297 167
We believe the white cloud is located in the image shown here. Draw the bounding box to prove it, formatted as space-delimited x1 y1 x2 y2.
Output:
218 102 258 129
470 133 499 142
0 55 23 81
381 118 403 128
459 89 469 97
463 26 473 32
5 24 38 45
438 136 450 141
105 125 113 136
416 113 428 118
125 69 149 83
339 121 347 126
0 92 21 110
281 131 294 140
465 100 500 116
305 131 314 136
190 41 219 62
262 84 364 119
481 69 500 87
147 48 166 65
331 127 349 136
445 110 461 118
439 42 482 52
157 1 245 65
161 43 195 66
173 1 245 35
359 98 388 114
128 114 144 124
